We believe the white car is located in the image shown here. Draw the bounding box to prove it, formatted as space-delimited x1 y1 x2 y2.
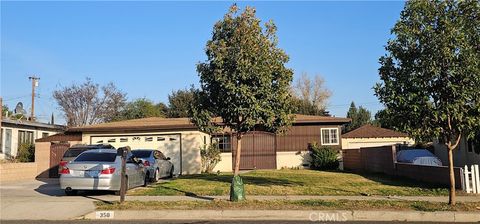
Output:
60 148 147 195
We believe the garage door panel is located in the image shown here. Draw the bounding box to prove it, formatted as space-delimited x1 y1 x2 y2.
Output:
91 134 181 175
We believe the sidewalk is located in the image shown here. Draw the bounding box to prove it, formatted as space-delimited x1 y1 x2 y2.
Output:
83 209 480 222
95 194 480 203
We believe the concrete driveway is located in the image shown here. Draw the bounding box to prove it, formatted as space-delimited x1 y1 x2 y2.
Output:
0 178 117 220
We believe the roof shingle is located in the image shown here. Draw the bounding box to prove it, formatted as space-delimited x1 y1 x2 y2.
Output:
342 124 409 138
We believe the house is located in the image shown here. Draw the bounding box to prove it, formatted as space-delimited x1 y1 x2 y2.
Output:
433 136 480 167
1 118 65 159
341 124 415 149
37 114 350 176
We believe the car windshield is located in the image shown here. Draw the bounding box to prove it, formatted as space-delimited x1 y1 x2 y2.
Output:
63 148 89 158
74 152 117 162
131 150 152 158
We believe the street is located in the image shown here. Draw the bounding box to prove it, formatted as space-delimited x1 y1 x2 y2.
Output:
1 221 459 224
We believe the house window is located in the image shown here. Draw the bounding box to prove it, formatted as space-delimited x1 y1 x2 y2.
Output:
321 128 339 145
18 130 34 147
157 137 165 141
211 135 231 153
42 132 49 138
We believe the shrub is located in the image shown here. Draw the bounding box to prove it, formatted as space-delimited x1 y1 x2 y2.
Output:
200 143 222 173
309 143 339 170
16 143 35 162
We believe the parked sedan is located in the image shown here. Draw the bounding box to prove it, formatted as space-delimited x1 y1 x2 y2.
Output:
60 148 147 196
58 144 115 174
131 149 174 182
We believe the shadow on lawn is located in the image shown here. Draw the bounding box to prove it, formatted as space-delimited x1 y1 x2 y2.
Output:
358 172 448 190
180 173 304 187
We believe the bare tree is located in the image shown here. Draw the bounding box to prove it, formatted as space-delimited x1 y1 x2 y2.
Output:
53 78 127 127
293 73 331 111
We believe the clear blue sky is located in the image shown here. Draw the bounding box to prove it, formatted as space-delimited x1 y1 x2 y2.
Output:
1 1 405 124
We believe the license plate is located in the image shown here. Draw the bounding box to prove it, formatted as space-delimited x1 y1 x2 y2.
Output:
85 170 100 177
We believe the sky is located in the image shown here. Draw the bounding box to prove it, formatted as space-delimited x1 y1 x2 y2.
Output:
1 1 405 124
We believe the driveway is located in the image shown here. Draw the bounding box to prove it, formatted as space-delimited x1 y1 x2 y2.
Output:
0 178 116 220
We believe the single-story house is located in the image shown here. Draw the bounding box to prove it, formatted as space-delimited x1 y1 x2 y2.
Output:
37 114 350 175
1 118 65 159
433 136 480 167
341 124 415 150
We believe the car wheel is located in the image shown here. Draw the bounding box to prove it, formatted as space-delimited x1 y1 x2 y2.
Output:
154 169 160 182
65 189 77 196
169 166 174 178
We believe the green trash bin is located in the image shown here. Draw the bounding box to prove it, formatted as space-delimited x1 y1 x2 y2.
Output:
230 175 245 201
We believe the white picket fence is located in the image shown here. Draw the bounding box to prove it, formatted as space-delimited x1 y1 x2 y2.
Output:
463 164 480 194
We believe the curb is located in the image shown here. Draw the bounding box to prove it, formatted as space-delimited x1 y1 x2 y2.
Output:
82 210 480 222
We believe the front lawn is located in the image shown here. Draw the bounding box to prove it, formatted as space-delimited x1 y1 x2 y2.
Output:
96 199 480 212
130 169 450 196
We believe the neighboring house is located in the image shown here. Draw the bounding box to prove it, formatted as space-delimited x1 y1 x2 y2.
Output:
55 114 350 175
0 118 65 159
341 124 415 149
433 137 480 167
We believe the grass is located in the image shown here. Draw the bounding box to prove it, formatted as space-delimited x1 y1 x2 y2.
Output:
95 199 480 212
129 169 450 196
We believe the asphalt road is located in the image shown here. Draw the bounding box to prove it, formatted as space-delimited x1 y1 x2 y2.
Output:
0 221 459 224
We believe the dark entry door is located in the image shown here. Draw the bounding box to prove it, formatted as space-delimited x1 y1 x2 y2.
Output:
232 131 276 170
49 143 70 178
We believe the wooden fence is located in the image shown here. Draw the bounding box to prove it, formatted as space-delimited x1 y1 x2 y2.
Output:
343 145 463 189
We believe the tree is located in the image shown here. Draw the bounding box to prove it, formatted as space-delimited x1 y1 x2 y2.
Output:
290 96 330 116
192 5 294 201
167 87 196 118
292 72 331 112
114 98 167 121
345 102 372 132
374 0 480 205
53 78 127 127
372 109 396 130
2 105 12 117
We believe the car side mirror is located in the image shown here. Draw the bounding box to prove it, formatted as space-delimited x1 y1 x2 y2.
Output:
166 157 171 161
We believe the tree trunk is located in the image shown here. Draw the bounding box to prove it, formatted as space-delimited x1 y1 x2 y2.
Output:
234 134 242 176
447 145 456 206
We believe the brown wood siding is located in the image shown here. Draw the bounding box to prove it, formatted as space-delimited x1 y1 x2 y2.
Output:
276 124 342 152
49 142 71 178
232 131 276 170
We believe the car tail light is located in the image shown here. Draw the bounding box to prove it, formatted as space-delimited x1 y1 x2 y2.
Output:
101 167 115 174
59 161 68 167
59 168 70 174
143 161 150 167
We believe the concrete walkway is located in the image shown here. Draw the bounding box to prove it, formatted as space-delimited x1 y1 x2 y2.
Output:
95 194 480 203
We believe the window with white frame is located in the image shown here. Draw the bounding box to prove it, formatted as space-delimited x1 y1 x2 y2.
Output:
321 128 339 145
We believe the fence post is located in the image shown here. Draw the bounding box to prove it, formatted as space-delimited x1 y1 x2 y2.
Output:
475 165 480 194
472 165 477 194
464 165 471 193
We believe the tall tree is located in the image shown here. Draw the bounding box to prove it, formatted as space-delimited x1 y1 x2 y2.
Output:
291 96 330 116
192 5 294 201
292 72 331 112
167 87 196 118
114 98 167 121
374 0 480 205
53 78 127 127
345 102 372 132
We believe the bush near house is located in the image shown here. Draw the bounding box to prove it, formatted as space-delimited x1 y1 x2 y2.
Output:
309 143 339 170
16 143 35 162
200 143 221 173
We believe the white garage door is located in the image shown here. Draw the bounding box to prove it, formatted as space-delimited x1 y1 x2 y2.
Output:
90 134 182 175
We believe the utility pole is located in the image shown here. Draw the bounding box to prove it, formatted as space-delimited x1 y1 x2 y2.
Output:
28 76 40 121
